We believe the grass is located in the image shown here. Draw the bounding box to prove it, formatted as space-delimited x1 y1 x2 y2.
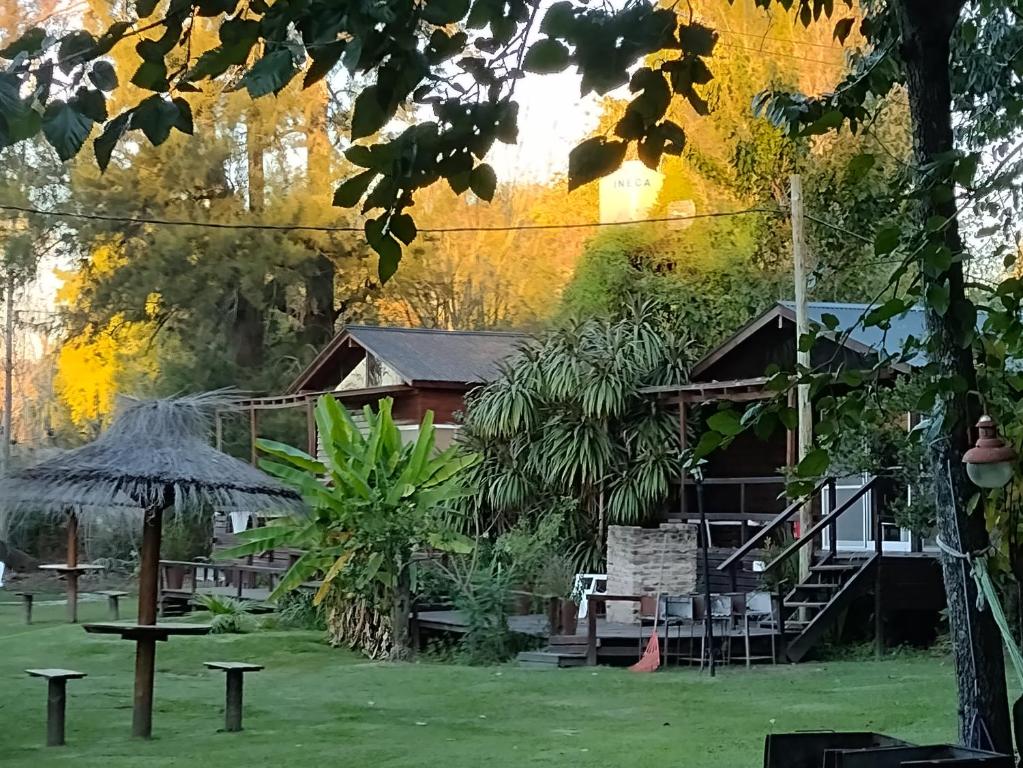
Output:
0 591 960 768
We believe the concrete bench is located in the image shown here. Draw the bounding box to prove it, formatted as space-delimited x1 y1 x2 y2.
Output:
204 662 264 732
96 590 129 620
15 592 32 624
25 668 87 746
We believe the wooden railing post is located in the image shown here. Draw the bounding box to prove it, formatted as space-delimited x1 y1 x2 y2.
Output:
828 478 838 560
586 596 598 666
873 483 883 660
775 579 787 663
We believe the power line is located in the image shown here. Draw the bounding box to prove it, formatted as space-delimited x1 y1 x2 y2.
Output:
719 28 851 52
0 202 780 234
717 41 847 69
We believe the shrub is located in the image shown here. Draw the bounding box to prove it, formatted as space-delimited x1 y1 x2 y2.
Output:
197 594 257 634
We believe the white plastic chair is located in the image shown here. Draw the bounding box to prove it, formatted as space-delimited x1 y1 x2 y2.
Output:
573 573 607 619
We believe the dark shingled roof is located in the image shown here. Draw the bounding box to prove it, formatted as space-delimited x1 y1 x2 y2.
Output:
347 326 526 384
779 301 927 361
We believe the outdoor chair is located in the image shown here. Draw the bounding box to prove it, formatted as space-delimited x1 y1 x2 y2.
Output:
662 595 695 665
573 573 607 619
743 590 776 666
698 594 734 668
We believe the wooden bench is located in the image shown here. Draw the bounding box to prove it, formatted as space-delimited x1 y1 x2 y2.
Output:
204 662 263 732
15 592 33 624
25 668 87 746
96 590 129 620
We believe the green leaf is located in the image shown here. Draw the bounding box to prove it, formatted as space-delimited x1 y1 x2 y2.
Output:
706 409 741 436
136 0 160 18
847 152 874 179
422 0 471 25
928 282 949 314
57 31 96 74
389 213 417 245
241 49 297 98
351 85 388 140
864 297 909 327
567 136 626 192
72 89 107 123
469 163 497 201
540 1 575 36
131 60 168 91
0 27 46 59
88 60 118 91
678 23 716 56
257 438 326 474
820 312 840 331
94 110 131 170
833 17 855 43
873 225 900 256
796 448 829 478
332 170 377 207
42 100 93 161
172 97 193 134
132 94 179 145
522 38 570 75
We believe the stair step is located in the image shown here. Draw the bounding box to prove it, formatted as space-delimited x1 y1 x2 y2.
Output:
794 582 840 590
784 601 828 609
810 564 859 572
549 634 588 646
516 650 588 668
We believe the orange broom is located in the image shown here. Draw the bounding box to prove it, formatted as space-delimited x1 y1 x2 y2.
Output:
630 531 668 673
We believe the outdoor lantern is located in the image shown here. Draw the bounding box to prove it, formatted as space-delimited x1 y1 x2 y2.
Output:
963 415 1018 489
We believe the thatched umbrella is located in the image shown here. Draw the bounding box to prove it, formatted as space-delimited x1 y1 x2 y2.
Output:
0 393 303 738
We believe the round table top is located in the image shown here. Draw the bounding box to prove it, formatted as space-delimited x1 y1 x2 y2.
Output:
83 622 212 640
38 563 106 573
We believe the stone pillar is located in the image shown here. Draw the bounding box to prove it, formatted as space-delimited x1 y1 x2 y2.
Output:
605 523 698 623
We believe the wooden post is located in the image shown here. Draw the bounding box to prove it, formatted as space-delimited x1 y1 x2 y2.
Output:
249 406 258 466
791 174 814 581
586 597 598 666
215 411 223 452
775 580 787 663
306 398 317 457
225 670 245 731
21 592 33 624
873 484 884 660
45 678 67 746
1 273 14 473
697 479 715 677
677 399 687 518
107 594 121 621
66 512 79 623
828 479 838 560
132 506 162 739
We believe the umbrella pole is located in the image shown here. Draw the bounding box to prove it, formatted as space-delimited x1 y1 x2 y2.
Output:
66 512 79 623
132 505 163 739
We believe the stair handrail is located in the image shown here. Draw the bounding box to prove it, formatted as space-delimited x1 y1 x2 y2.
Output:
717 476 834 573
762 476 880 574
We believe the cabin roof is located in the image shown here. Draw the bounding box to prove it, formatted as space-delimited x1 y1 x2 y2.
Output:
288 325 526 394
692 301 925 380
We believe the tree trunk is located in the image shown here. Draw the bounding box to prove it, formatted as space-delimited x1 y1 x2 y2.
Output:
390 566 413 661
302 82 336 349
895 0 1011 753
303 254 336 350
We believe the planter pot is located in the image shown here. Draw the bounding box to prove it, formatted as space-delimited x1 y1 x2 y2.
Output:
559 599 579 636
165 566 186 590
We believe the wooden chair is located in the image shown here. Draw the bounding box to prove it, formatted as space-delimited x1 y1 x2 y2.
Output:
25 668 87 746
663 595 695 665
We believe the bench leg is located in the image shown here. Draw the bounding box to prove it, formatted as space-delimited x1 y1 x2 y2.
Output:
132 639 157 738
225 670 244 732
46 679 67 746
23 595 32 625
108 596 120 621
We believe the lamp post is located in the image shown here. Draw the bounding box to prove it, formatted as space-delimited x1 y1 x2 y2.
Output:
963 415 1017 490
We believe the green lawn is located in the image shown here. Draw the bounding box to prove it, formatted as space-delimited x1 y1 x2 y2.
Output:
1 592 959 768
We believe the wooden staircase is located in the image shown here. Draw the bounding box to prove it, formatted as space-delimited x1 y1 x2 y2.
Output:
779 554 878 662
516 634 589 668
718 475 886 664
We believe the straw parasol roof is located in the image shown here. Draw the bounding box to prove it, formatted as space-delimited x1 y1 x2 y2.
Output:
0 393 303 530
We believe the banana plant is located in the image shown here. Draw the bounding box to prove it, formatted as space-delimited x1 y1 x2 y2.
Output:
221 396 478 659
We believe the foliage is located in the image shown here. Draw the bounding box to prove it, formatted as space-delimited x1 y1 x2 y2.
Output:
159 510 213 562
533 551 576 600
274 591 327 631
446 551 516 664
493 511 563 591
461 300 694 568
221 396 479 659
196 594 257 634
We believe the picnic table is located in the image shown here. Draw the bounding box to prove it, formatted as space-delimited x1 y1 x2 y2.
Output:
38 563 105 623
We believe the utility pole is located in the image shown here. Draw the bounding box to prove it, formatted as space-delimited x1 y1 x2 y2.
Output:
791 174 814 581
2 273 14 474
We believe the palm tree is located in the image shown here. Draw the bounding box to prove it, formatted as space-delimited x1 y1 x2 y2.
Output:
460 299 694 568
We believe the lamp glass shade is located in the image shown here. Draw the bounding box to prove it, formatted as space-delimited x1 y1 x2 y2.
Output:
966 460 1015 489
